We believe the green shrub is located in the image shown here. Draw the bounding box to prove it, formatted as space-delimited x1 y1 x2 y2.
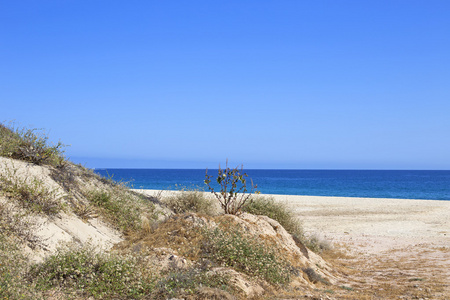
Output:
204 161 259 215
0 122 66 167
202 226 291 285
162 188 216 215
30 243 154 299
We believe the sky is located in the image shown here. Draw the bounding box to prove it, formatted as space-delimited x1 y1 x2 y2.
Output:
1 1 449 169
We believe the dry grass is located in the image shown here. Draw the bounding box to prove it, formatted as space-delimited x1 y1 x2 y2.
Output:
0 122 66 168
161 188 217 216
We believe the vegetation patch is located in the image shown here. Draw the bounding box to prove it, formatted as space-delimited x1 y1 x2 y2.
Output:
0 202 42 246
161 188 216 216
0 166 62 215
0 234 42 299
85 187 145 233
0 122 66 167
243 195 303 236
29 243 154 299
152 267 231 299
202 225 291 285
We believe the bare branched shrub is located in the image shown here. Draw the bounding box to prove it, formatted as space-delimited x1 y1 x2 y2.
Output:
204 161 259 215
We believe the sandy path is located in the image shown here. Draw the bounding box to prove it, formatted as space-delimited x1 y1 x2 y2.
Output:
271 194 450 299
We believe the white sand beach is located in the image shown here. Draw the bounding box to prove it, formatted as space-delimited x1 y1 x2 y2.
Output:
272 194 450 251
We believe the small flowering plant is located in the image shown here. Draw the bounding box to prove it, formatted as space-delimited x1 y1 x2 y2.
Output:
204 161 259 215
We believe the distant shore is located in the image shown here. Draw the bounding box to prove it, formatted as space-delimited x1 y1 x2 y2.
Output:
135 189 450 252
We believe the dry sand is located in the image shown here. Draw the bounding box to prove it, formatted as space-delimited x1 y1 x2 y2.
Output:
271 194 450 253
272 194 450 298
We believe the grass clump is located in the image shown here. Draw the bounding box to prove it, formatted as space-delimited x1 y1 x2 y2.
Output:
85 179 160 233
0 165 62 215
243 196 332 254
30 243 154 299
0 122 66 167
162 188 216 216
202 226 291 285
243 195 303 236
86 188 143 233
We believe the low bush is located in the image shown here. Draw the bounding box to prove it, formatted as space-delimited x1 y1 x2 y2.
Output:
202 226 291 285
162 188 216 216
0 122 66 167
30 243 154 299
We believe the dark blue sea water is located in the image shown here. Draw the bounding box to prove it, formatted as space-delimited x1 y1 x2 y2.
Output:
93 169 450 201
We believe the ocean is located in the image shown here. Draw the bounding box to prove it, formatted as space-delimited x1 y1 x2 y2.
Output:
93 169 450 201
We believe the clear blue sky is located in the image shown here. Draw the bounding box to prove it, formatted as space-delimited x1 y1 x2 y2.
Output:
1 1 449 169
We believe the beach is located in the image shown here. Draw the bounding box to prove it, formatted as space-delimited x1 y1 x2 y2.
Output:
138 189 450 297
